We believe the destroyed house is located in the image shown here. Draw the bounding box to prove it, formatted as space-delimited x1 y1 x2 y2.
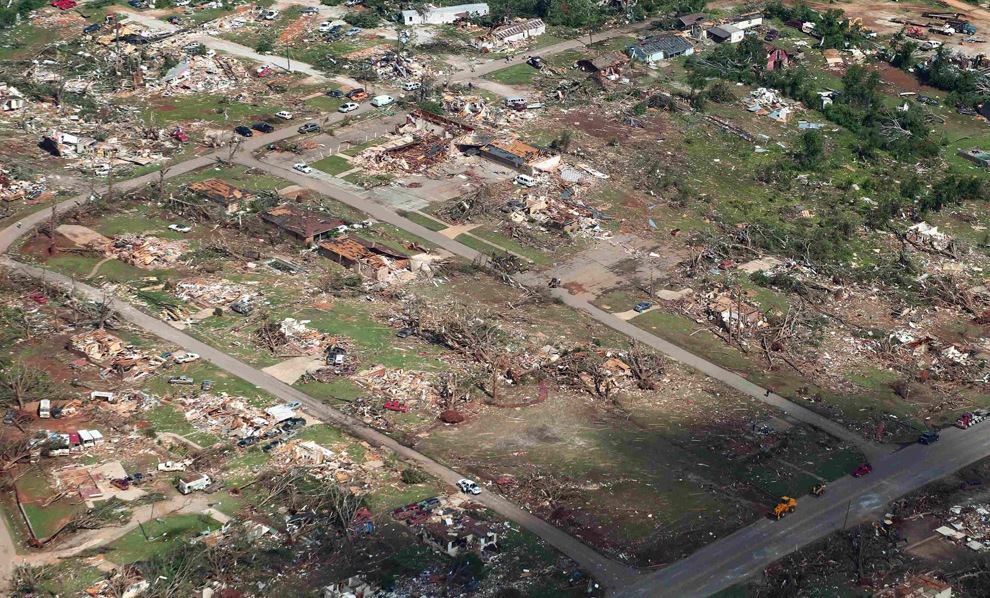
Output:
458 136 560 175
474 18 546 49
627 35 694 63
576 51 628 78
318 235 410 275
69 329 125 362
406 109 475 137
187 178 247 213
873 574 952 598
676 13 707 29
420 519 498 557
261 204 346 246
0 83 25 112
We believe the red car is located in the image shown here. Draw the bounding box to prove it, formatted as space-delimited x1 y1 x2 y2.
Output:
29 294 47 304
406 509 430 525
52 0 77 9
256 66 275 78
172 128 189 143
852 464 873 477
110 478 130 490
384 401 407 413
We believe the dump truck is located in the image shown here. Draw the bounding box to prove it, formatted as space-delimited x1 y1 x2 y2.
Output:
771 496 797 519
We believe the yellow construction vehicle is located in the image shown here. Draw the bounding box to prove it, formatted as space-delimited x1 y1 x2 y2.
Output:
771 496 797 519
812 483 827 497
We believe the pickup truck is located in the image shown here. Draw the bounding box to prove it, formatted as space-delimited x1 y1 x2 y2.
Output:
168 376 195 385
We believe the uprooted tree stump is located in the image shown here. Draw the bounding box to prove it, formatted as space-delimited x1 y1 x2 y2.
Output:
439 409 465 424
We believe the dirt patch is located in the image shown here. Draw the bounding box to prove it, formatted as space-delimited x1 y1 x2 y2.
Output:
875 63 934 95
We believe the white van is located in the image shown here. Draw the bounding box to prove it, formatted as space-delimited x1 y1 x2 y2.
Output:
39 399 51 419
513 174 537 187
505 97 526 107
402 81 421 91
371 95 394 107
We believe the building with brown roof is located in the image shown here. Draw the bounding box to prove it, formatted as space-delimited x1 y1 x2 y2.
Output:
188 178 248 214
317 235 410 278
576 51 628 79
260 204 346 246
874 574 951 598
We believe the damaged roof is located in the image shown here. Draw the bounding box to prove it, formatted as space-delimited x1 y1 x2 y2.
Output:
188 178 247 205
261 204 345 239
629 34 694 57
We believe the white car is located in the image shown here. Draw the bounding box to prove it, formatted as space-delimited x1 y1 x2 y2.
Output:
168 224 191 233
263 9 279 19
402 81 421 91
456 479 482 495
174 352 201 364
370 95 394 107
318 21 332 32
338 102 359 113
293 163 313 174
275 111 293 120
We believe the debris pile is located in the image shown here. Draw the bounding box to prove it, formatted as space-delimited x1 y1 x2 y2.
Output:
100 235 189 269
934 504 990 551
177 393 293 440
176 279 252 308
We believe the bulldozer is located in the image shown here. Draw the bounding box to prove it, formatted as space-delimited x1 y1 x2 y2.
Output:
771 496 797 519
812 483 827 497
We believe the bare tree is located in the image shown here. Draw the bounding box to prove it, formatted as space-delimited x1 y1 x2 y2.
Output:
0 360 53 410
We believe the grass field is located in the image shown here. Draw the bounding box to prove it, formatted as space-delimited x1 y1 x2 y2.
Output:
311 154 353 176
107 513 222 564
401 211 448 232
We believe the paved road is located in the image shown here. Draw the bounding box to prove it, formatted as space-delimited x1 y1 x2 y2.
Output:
0 258 635 590
619 420 990 597
0 509 15 583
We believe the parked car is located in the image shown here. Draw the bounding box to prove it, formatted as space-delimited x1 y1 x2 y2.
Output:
168 224 191 233
200 380 214 391
127 0 143 7
764 29 779 41
256 66 275 77
83 23 101 33
346 87 367 99
261 440 282 452
230 301 253 315
327 88 344 98
252 122 275 133
513 174 537 187
301 6 318 13
292 163 313 174
402 81 421 91
456 479 482 495
263 9 279 19
285 401 302 410
917 95 939 106
110 478 130 490
234 125 253 137
371 95 394 107
174 352 200 364
297 122 320 134
53 0 77 9
338 102 359 113
166 16 181 24
345 27 361 36
384 401 407 413
318 21 333 32
168 376 195 385
634 301 653 313
918 430 940 445
274 110 293 120
280 417 306 431
237 436 259 448
852 463 873 477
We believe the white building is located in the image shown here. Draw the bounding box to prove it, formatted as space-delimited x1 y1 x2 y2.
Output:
726 12 763 30
473 18 545 49
707 24 744 44
400 3 489 25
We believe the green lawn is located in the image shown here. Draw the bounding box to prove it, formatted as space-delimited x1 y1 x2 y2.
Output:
141 404 218 448
305 95 343 112
107 513 222 564
401 211 448 232
140 95 284 127
468 227 551 265
484 63 539 86
311 154 353 176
